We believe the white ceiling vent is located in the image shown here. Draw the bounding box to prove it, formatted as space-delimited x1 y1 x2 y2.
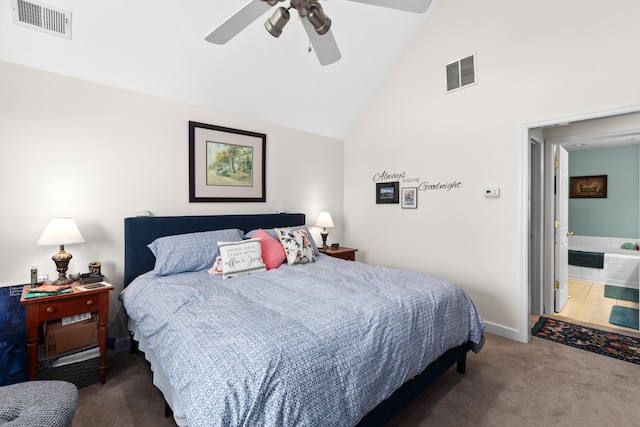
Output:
11 0 72 40
446 54 476 93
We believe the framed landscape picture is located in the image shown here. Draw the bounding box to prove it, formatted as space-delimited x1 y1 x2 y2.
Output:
376 182 399 204
189 121 266 202
569 175 607 198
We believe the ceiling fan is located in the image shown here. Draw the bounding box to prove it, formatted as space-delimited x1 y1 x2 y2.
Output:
205 0 433 66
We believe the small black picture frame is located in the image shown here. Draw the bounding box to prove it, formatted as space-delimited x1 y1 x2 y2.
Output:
376 182 399 204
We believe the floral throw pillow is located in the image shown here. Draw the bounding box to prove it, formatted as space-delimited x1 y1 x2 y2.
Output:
274 227 317 265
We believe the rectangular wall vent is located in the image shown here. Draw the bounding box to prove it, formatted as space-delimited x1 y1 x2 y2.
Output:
446 54 476 93
11 0 72 40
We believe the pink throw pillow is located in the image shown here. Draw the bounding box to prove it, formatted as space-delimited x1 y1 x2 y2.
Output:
253 229 286 270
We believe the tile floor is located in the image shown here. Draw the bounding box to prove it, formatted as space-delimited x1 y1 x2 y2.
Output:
550 279 639 335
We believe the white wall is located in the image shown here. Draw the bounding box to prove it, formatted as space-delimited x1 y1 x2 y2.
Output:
344 0 640 341
0 61 344 327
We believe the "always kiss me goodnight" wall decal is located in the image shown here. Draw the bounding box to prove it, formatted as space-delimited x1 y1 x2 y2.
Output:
372 170 463 192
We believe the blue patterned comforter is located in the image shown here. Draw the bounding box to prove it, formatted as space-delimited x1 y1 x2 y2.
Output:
122 255 485 426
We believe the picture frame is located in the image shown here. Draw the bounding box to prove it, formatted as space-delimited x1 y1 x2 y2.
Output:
401 187 418 209
569 175 607 198
376 182 399 204
189 121 266 202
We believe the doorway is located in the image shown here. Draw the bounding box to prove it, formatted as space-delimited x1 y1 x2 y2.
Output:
527 107 640 340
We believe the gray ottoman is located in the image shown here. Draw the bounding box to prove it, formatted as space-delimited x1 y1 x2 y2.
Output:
0 380 78 427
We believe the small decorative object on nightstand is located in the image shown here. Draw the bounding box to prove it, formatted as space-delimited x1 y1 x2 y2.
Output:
318 246 358 261
315 211 334 247
36 218 85 286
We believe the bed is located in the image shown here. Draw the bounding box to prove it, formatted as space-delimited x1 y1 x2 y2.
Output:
121 213 485 426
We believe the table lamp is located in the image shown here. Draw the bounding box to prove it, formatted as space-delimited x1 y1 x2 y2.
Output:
314 211 334 248
37 218 85 285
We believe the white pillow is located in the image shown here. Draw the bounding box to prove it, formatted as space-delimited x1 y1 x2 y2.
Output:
217 239 266 279
274 227 317 265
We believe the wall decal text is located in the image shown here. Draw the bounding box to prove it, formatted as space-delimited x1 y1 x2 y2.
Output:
373 170 406 182
418 181 463 191
372 170 463 192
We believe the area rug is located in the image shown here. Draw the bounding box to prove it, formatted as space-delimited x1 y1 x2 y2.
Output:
609 305 640 330
532 317 640 365
604 284 639 303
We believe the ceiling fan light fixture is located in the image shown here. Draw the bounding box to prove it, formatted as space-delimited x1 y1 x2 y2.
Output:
307 3 331 35
265 6 290 38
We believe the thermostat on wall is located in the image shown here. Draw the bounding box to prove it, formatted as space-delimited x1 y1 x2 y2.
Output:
484 187 500 198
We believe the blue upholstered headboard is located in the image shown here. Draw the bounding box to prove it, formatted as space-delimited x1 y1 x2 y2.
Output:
123 213 306 286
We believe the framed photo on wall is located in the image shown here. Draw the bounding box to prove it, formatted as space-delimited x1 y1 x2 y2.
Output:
189 121 266 202
376 182 399 204
401 187 418 209
569 175 607 198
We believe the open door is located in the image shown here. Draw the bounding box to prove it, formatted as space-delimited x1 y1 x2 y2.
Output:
554 145 570 312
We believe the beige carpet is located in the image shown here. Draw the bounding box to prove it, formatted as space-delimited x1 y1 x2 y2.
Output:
74 333 640 426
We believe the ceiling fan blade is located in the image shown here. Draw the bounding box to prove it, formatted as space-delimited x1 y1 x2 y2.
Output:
345 0 433 14
303 25 342 66
205 0 273 44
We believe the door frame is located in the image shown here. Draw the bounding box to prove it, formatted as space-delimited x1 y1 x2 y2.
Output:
523 104 640 343
553 144 570 312
529 134 544 315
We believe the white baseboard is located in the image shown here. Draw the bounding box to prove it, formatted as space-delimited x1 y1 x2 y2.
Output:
483 320 529 343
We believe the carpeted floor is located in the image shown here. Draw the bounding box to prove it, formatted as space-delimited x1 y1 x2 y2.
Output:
74 331 640 426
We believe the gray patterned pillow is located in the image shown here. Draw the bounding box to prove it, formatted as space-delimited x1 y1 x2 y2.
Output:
148 228 244 276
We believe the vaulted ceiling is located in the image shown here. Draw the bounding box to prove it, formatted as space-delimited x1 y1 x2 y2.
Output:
0 1 434 139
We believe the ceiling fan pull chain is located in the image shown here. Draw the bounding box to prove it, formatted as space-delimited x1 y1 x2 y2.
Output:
302 17 313 53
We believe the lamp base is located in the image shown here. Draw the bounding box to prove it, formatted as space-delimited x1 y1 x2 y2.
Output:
320 230 329 248
51 276 72 286
51 245 73 286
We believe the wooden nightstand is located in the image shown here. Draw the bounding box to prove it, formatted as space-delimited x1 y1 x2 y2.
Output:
318 246 358 261
20 281 113 384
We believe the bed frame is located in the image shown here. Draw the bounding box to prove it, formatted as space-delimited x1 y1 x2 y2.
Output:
123 213 471 427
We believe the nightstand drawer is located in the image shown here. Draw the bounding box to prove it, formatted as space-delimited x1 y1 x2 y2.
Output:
318 246 358 261
330 251 356 261
39 295 99 321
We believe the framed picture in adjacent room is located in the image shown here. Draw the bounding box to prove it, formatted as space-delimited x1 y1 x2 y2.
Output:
569 175 607 198
376 182 399 204
401 187 418 209
189 121 266 202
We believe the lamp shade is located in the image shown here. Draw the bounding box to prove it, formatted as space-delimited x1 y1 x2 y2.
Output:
315 212 334 228
37 218 85 246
